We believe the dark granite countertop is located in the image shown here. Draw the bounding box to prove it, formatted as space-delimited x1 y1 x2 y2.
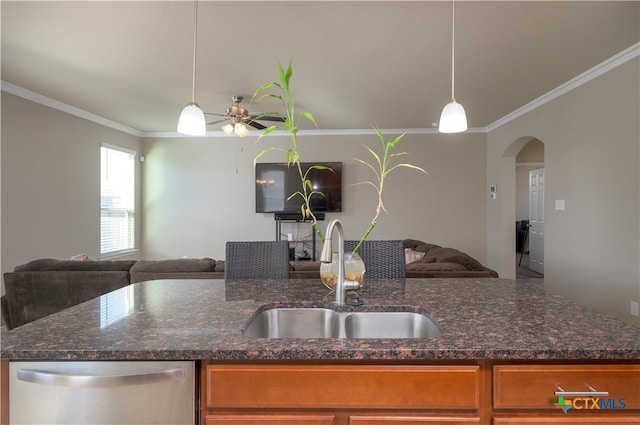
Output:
1 278 638 361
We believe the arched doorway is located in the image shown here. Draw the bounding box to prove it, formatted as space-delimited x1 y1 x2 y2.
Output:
501 136 545 280
514 139 544 279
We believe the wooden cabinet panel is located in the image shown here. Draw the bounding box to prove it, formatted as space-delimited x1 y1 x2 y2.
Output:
494 365 640 410
493 416 640 424
206 364 480 410
349 415 480 424
205 413 335 424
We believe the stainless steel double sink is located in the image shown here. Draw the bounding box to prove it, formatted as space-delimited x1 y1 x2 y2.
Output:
243 307 441 339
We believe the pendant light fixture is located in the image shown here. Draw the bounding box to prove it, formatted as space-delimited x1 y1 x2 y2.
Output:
439 0 467 133
177 0 206 136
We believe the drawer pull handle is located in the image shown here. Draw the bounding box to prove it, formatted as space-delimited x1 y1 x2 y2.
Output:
17 368 185 388
555 385 609 397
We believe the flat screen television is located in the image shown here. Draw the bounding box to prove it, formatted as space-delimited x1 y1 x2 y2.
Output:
255 162 342 214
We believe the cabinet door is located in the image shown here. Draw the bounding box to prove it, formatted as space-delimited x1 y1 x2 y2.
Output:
205 414 335 424
349 416 480 424
205 364 480 410
494 365 640 410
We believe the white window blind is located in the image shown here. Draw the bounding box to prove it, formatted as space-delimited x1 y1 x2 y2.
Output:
101 145 135 257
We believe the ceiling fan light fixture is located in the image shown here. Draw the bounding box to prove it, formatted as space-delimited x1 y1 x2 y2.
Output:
439 100 467 133
222 123 234 136
234 123 249 137
178 102 206 136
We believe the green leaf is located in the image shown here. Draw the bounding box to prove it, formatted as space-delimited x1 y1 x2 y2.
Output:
388 133 406 148
302 111 317 127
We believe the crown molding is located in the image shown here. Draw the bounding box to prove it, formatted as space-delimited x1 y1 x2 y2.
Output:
144 127 486 138
485 41 640 132
0 81 144 137
3 41 638 139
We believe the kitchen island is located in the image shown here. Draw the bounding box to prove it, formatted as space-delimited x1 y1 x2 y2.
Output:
2 278 639 424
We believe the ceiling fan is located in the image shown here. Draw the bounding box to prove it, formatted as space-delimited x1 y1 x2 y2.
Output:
206 95 285 136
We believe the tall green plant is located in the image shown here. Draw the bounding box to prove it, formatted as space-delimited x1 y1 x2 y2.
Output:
252 61 328 241
350 128 427 255
253 61 427 255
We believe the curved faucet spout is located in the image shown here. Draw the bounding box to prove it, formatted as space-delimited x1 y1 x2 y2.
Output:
320 219 360 304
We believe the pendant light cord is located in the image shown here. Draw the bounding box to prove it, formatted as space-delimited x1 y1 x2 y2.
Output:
451 0 456 101
190 0 198 103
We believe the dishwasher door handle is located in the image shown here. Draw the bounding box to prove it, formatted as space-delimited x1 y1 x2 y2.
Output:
17 367 185 388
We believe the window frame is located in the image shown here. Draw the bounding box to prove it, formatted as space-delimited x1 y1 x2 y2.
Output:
100 143 137 259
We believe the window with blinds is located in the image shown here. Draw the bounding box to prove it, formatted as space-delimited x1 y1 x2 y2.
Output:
100 145 136 257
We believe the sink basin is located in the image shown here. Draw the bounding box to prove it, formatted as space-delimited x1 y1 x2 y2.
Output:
343 312 441 339
243 308 441 339
242 308 339 339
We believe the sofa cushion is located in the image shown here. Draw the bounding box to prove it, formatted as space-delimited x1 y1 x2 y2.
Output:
414 243 442 254
291 261 321 271
425 247 485 271
215 260 225 273
130 258 216 273
406 261 468 272
403 239 442 252
3 270 130 329
404 248 426 264
14 258 135 272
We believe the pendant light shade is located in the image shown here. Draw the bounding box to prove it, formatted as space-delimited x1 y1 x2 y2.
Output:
177 1 206 136
439 0 467 133
439 100 467 133
178 102 206 135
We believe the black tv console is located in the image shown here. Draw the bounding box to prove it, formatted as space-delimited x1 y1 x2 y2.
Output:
273 212 325 221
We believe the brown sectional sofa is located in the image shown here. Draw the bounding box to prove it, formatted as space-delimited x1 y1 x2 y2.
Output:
2 241 496 329
288 240 498 279
402 239 498 278
2 257 224 329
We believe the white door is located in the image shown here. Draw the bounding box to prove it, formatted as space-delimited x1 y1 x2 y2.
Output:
529 168 544 275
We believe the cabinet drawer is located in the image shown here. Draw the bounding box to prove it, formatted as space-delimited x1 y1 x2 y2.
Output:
350 416 480 424
206 364 480 410
205 414 335 424
494 365 640 410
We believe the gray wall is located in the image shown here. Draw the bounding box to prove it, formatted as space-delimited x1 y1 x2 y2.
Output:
487 58 640 326
140 132 488 262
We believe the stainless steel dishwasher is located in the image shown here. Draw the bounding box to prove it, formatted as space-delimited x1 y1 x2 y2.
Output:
9 361 195 424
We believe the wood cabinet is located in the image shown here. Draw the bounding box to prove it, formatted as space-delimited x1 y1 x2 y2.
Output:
201 362 640 425
493 364 640 424
201 363 485 425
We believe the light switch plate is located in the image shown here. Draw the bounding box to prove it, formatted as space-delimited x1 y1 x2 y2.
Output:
555 199 565 210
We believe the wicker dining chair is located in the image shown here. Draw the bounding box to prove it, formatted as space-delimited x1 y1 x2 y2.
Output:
224 241 290 279
344 239 406 279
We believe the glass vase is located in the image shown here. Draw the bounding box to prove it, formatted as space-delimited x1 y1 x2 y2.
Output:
320 252 366 291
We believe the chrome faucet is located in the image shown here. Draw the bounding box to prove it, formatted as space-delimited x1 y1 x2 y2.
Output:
320 219 361 304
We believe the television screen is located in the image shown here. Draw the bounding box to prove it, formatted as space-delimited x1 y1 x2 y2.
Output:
255 162 342 213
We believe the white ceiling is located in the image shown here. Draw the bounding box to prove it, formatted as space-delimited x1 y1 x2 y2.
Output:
2 1 639 135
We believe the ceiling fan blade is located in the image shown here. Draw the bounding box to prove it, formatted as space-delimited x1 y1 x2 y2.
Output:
206 119 227 126
247 120 267 130
256 116 286 122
